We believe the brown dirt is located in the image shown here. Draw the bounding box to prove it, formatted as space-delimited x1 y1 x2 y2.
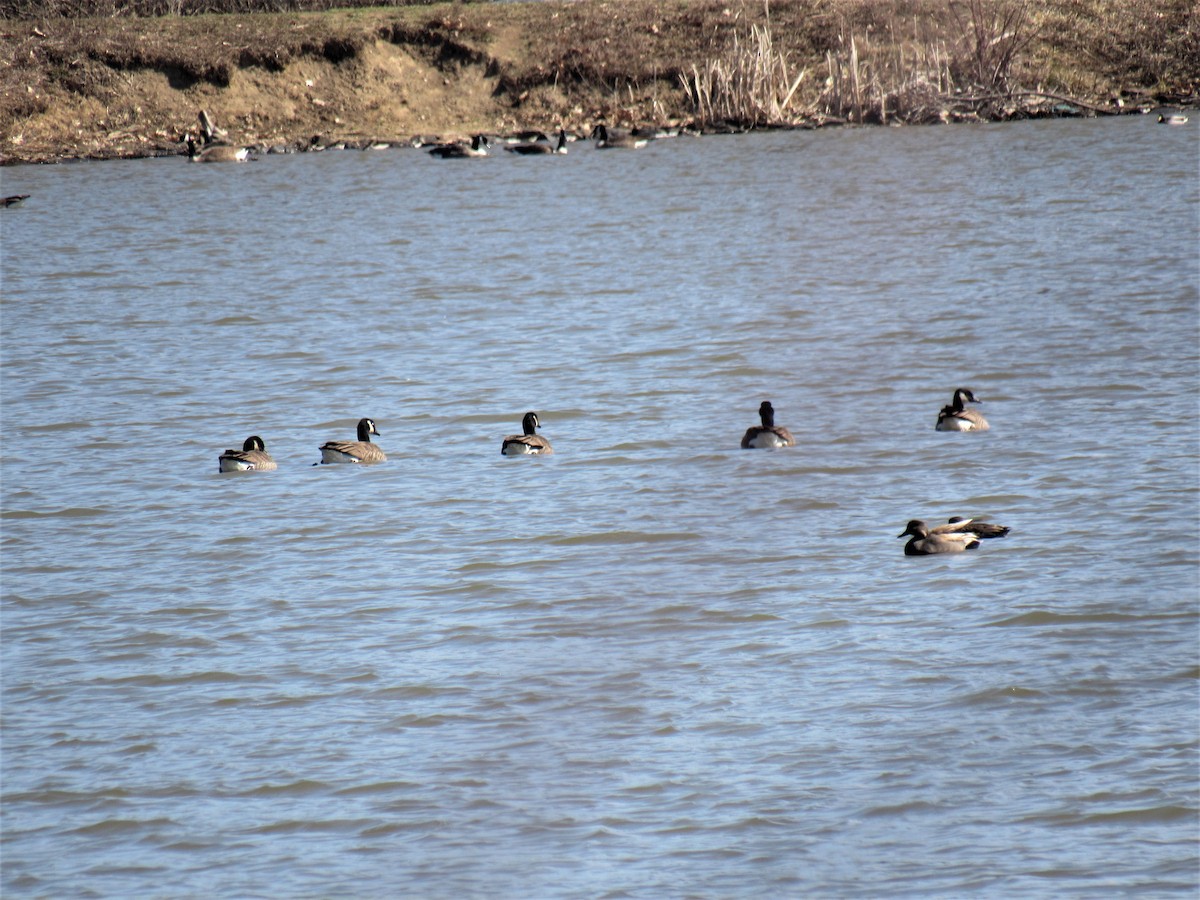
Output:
2 0 1197 165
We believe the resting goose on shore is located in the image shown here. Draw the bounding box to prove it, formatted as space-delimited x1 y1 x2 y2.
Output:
505 129 568 155
219 435 277 472
591 124 648 149
318 418 386 464
935 388 990 432
428 134 490 158
501 412 553 456
741 401 796 449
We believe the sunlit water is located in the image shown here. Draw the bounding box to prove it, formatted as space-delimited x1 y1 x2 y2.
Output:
2 115 1198 897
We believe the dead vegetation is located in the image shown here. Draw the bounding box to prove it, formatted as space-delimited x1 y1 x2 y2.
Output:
1 0 1196 163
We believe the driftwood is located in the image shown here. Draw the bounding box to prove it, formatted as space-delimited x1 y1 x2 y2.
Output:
949 90 1119 115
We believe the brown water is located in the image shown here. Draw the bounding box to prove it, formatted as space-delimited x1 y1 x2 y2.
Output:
2 116 1198 897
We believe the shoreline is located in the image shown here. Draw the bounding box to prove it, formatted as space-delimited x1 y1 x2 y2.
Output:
2 0 1196 166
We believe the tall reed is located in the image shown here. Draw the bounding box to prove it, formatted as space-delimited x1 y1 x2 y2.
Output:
681 5 805 127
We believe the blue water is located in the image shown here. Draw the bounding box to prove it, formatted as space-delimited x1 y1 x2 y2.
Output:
2 114 1198 897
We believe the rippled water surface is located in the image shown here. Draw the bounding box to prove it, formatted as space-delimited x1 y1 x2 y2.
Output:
2 116 1198 897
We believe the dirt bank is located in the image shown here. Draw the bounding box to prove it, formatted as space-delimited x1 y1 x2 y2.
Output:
2 0 1197 164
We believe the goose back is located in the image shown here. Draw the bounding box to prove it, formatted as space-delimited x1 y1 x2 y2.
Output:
219 435 277 472
502 412 553 456
741 401 796 448
319 418 386 464
935 387 990 432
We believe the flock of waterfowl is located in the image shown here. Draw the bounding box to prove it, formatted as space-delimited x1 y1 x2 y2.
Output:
181 122 680 163
219 390 1008 556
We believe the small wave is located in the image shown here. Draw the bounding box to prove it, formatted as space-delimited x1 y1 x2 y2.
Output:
985 611 1141 627
944 685 1046 707
550 530 699 546
862 800 941 817
333 780 419 797
1022 805 1195 826
2 507 109 519
95 671 264 687
69 817 178 836
241 779 330 798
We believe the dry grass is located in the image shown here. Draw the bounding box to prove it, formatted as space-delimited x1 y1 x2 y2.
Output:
1 0 1195 163
682 8 807 126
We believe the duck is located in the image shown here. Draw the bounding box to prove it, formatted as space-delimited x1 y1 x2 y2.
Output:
591 124 648 149
185 135 251 163
1157 113 1189 125
2 194 30 207
935 388 990 432
741 401 796 448
219 435 277 472
318 418 386 464
501 412 553 456
428 134 490 158
897 520 981 555
505 129 568 155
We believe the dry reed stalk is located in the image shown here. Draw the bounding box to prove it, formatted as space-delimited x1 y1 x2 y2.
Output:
681 3 806 127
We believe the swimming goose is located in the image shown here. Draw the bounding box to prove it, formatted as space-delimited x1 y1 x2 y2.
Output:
505 129 568 155
897 520 981 555
428 134 490 158
741 401 796 448
501 412 553 456
319 418 386 464
3 194 30 207
591 124 648 149
185 135 251 163
1158 113 1189 125
219 435 277 472
935 388 990 432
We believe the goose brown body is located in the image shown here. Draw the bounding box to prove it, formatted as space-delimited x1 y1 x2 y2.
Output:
219 436 277 472
429 134 490 158
591 124 648 149
935 388 990 432
502 412 553 456
741 401 796 448
319 418 386 464
506 129 568 155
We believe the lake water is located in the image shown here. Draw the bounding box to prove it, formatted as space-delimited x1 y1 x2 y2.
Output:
2 115 1197 897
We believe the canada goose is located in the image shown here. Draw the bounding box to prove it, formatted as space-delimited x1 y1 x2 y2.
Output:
505 129 568 155
428 134 490 158
2 194 30 207
1158 113 1189 125
185 135 251 163
741 401 796 448
501 412 553 456
591 124 648 149
935 388 990 432
219 435 277 472
897 520 981 555
319 418 386 464
942 516 1010 539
